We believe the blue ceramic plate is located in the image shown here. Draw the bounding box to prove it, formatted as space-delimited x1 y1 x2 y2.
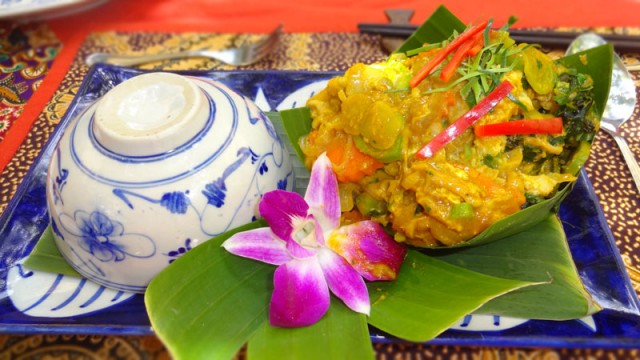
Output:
1 65 640 347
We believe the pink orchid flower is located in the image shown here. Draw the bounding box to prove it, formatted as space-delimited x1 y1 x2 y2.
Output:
222 153 406 328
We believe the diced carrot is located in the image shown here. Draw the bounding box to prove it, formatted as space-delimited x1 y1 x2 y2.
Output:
326 139 383 183
445 90 456 106
341 210 367 225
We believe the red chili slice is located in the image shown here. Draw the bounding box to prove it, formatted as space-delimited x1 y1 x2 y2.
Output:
416 79 514 159
474 117 564 136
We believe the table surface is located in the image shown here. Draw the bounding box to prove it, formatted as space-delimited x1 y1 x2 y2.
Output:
1 0 640 358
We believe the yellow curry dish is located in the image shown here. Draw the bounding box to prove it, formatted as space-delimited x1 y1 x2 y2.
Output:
299 23 599 247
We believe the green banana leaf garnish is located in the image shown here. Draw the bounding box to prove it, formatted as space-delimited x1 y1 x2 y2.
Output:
145 219 539 359
428 214 601 319
393 5 466 55
23 226 81 277
367 249 537 342
247 297 374 360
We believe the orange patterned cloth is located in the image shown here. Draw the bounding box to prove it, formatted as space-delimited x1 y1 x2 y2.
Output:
0 23 59 144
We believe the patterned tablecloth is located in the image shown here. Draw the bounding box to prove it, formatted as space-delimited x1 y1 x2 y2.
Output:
1 23 640 359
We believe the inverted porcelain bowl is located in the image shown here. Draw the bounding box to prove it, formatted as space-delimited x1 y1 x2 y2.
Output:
46 72 294 292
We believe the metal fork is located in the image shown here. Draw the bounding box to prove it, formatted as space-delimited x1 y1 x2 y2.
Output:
86 25 282 67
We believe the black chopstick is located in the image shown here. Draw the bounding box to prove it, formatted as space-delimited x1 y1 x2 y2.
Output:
358 23 640 53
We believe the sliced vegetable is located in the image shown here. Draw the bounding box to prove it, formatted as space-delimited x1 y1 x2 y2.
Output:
354 135 403 162
360 101 405 150
440 32 483 83
474 117 563 137
467 33 485 56
522 46 557 95
416 79 514 159
355 193 388 216
449 202 475 219
409 19 490 88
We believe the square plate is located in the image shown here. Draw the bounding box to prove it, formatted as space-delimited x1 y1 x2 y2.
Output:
1 65 640 347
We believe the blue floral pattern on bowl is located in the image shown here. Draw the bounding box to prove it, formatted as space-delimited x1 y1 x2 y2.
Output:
45 73 295 293
57 209 156 262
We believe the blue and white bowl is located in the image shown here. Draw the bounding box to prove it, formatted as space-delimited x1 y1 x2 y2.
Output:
45 72 294 293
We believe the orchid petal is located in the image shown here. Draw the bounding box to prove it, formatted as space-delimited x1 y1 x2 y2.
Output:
269 257 330 327
259 190 308 242
304 153 340 232
326 220 406 281
317 248 370 315
259 190 315 258
221 228 291 265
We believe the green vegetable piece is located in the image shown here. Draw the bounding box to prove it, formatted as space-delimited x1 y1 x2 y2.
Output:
355 193 388 216
360 101 404 150
449 202 475 219
371 55 412 89
522 47 557 95
354 134 403 162
557 44 612 120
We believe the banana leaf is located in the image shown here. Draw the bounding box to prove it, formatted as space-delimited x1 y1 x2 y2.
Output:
22 226 81 277
393 5 466 54
144 221 537 360
426 214 601 320
145 220 273 360
142 216 541 360
247 297 374 360
367 249 536 342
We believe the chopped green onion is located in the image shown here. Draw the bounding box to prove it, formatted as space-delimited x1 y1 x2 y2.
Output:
406 42 444 57
450 202 475 219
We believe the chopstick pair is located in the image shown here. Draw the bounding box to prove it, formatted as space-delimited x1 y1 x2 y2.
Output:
358 23 640 53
